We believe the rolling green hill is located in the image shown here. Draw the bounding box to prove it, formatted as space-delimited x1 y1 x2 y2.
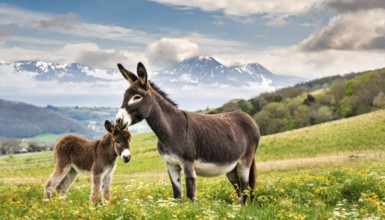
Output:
258 109 385 161
1 110 385 219
207 67 385 136
2 109 383 182
0 99 96 139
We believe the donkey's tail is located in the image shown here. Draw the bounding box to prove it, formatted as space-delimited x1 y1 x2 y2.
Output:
249 158 257 201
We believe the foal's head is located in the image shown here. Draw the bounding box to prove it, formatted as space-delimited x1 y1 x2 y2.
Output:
115 62 177 128
104 120 131 163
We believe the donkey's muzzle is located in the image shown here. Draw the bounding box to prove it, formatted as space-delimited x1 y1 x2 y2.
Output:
123 155 131 163
121 149 131 163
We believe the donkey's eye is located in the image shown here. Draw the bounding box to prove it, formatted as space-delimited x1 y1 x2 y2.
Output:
116 140 122 145
128 95 143 105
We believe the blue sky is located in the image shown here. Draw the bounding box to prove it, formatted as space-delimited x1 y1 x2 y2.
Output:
1 0 385 78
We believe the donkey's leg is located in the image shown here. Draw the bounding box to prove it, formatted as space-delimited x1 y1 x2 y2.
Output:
236 161 251 205
44 165 71 201
166 163 182 199
56 168 77 201
248 158 257 202
183 161 196 200
226 168 240 197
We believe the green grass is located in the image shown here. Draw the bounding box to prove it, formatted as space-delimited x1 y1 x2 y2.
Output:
1 110 385 219
258 109 385 161
2 163 385 219
29 132 65 144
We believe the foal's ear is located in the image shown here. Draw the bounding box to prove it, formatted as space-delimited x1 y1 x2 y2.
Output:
137 62 148 89
104 120 115 133
117 63 138 84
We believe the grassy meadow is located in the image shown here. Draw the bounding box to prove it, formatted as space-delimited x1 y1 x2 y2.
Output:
1 110 385 219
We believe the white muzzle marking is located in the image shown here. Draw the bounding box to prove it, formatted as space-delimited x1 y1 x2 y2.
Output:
121 149 131 160
115 108 132 127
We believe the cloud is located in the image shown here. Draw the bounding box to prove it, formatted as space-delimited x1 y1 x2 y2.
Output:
214 45 385 79
0 29 9 45
38 13 81 29
0 4 49 26
36 14 154 45
0 6 154 45
152 0 321 16
77 49 146 69
57 43 146 69
152 0 322 26
264 15 288 27
324 0 385 12
300 9 385 51
146 38 200 68
0 42 144 69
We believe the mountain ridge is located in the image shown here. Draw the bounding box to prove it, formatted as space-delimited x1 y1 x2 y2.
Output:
1 56 305 87
153 56 305 87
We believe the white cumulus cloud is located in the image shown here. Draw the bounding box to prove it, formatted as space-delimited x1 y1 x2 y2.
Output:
300 9 385 51
152 0 321 16
146 38 200 68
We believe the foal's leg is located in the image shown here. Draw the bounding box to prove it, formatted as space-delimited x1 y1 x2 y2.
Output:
183 161 196 200
90 169 103 206
56 168 77 201
226 168 240 197
166 163 182 199
44 165 71 202
102 171 113 202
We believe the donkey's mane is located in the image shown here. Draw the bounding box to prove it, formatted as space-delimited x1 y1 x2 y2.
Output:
149 81 178 107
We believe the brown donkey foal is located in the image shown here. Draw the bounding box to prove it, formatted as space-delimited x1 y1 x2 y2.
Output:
44 120 131 206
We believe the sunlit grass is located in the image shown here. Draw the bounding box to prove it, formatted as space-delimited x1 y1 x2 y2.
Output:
1 110 385 218
258 109 385 161
2 164 385 219
29 132 66 144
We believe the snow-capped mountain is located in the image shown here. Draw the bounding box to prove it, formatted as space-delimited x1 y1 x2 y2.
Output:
5 60 120 83
1 57 304 87
153 56 305 87
0 57 306 110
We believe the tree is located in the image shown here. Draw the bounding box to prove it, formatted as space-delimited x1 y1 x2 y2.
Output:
253 102 292 135
308 106 333 125
329 80 345 101
0 139 21 154
303 94 316 106
373 91 385 109
338 96 359 117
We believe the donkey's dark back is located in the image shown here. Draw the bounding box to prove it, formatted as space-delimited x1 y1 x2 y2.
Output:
186 110 260 163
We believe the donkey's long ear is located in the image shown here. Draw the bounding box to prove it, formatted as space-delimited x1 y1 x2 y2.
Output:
117 63 138 84
104 120 115 134
137 62 148 89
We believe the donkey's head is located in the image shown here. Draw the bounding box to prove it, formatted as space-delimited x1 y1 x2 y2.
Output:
104 120 131 163
115 62 153 128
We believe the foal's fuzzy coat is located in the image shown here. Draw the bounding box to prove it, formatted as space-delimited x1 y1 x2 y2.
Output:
44 121 131 206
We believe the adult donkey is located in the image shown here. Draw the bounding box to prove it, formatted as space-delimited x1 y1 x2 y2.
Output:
115 62 260 204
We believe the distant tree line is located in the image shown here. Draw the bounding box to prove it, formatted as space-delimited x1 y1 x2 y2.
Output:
0 139 52 155
207 68 385 135
46 106 118 122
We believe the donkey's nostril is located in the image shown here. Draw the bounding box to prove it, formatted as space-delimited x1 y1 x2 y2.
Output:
123 155 131 163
